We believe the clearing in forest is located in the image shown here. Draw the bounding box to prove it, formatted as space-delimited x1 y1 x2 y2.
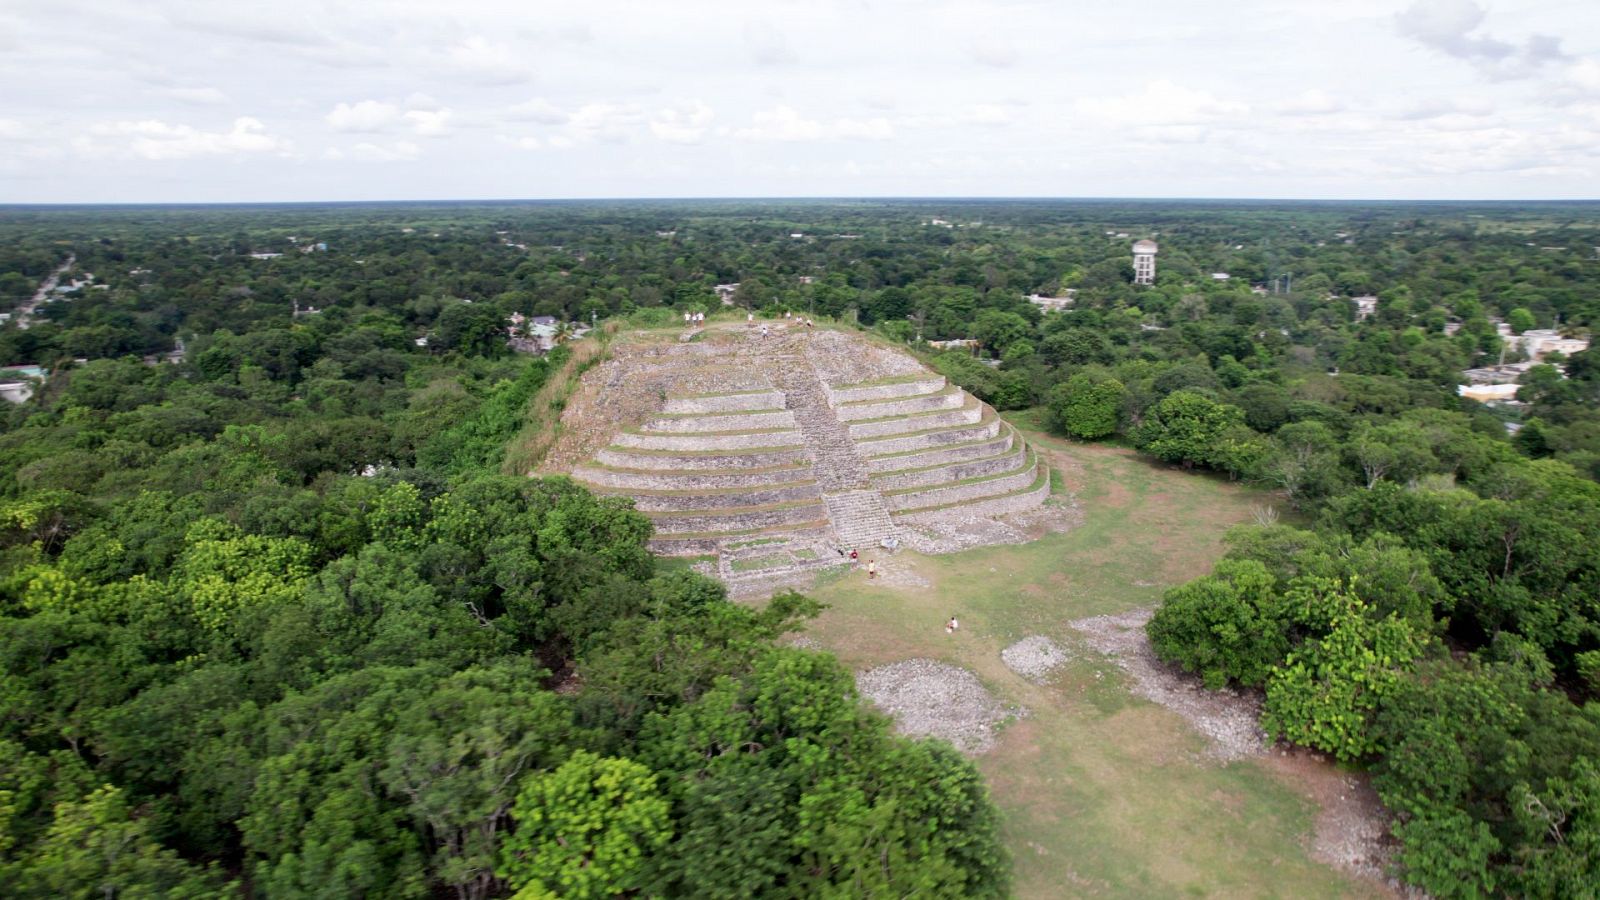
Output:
798 416 1400 900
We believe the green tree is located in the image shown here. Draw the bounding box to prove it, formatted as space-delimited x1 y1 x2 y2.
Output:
498 751 670 899
14 785 231 898
1047 372 1125 440
1148 559 1287 688
1262 582 1428 762
1134 389 1247 470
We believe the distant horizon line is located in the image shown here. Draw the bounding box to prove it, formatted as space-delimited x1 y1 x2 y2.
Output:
3 195 1600 209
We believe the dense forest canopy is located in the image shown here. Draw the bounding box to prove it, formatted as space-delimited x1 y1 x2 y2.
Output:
2 198 1599 897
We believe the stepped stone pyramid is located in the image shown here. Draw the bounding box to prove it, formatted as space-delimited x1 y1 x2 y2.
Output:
554 326 1049 594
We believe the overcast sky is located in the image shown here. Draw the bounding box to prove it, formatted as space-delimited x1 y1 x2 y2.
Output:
2 0 1598 203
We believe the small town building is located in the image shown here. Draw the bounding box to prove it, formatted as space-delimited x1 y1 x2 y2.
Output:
1353 296 1378 320
1027 290 1076 312
1458 383 1520 403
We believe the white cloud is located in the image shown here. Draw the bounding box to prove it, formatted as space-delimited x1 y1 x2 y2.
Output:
441 36 534 85
403 109 453 136
1076 80 1250 126
1275 90 1344 116
504 98 568 125
81 117 291 160
650 102 714 144
0 119 27 139
564 103 644 143
326 100 401 133
970 36 1018 69
166 87 229 105
1395 0 1567 77
744 20 797 65
337 141 422 162
327 100 453 136
731 106 894 142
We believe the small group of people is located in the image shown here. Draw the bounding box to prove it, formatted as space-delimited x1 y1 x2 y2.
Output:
840 547 877 579
783 311 817 328
682 311 705 326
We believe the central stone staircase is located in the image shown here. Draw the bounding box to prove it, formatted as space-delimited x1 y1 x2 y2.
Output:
771 351 898 548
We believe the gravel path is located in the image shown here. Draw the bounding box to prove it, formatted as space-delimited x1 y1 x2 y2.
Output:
856 659 1021 755
1068 607 1266 762
1001 635 1070 681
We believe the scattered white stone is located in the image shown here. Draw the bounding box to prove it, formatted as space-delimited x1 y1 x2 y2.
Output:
1001 636 1070 681
1068 607 1266 761
856 659 1020 755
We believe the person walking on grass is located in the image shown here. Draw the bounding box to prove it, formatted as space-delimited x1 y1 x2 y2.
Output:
946 616 959 634
867 560 877 579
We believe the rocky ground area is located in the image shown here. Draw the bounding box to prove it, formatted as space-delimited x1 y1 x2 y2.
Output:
1070 605 1407 892
900 495 1082 554
855 659 1021 755
1068 606 1264 761
1001 635 1070 681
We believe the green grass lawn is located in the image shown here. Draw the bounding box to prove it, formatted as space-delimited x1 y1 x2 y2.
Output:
793 420 1383 899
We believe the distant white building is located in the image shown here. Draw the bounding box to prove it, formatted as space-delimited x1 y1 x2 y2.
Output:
1517 329 1589 360
1352 296 1378 320
1458 383 1520 403
1132 240 1157 285
1210 273 1231 281
1027 290 1076 312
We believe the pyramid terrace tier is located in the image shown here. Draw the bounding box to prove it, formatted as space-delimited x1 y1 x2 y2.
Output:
871 433 1027 492
641 409 798 433
594 446 811 471
833 384 965 421
646 503 830 536
846 394 983 439
661 389 786 414
826 375 947 405
865 428 1015 474
883 450 1040 512
852 412 1002 457
598 481 822 512
611 429 806 452
573 462 816 490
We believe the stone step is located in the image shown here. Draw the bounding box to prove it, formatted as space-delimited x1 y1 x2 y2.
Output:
823 489 898 547
871 442 1027 492
612 430 805 452
846 398 983 439
595 447 809 471
884 455 1041 512
573 464 816 491
827 376 947 405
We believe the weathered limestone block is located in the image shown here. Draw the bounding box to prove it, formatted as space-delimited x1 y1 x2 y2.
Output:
572 465 816 490
834 389 965 422
856 418 1001 457
827 377 945 405
594 447 810 471
647 535 722 556
614 483 822 512
648 503 829 535
884 458 1039 512
642 410 797 433
847 402 982 439
866 431 1015 474
612 430 805 451
871 443 1028 492
893 476 1051 524
662 390 785 414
